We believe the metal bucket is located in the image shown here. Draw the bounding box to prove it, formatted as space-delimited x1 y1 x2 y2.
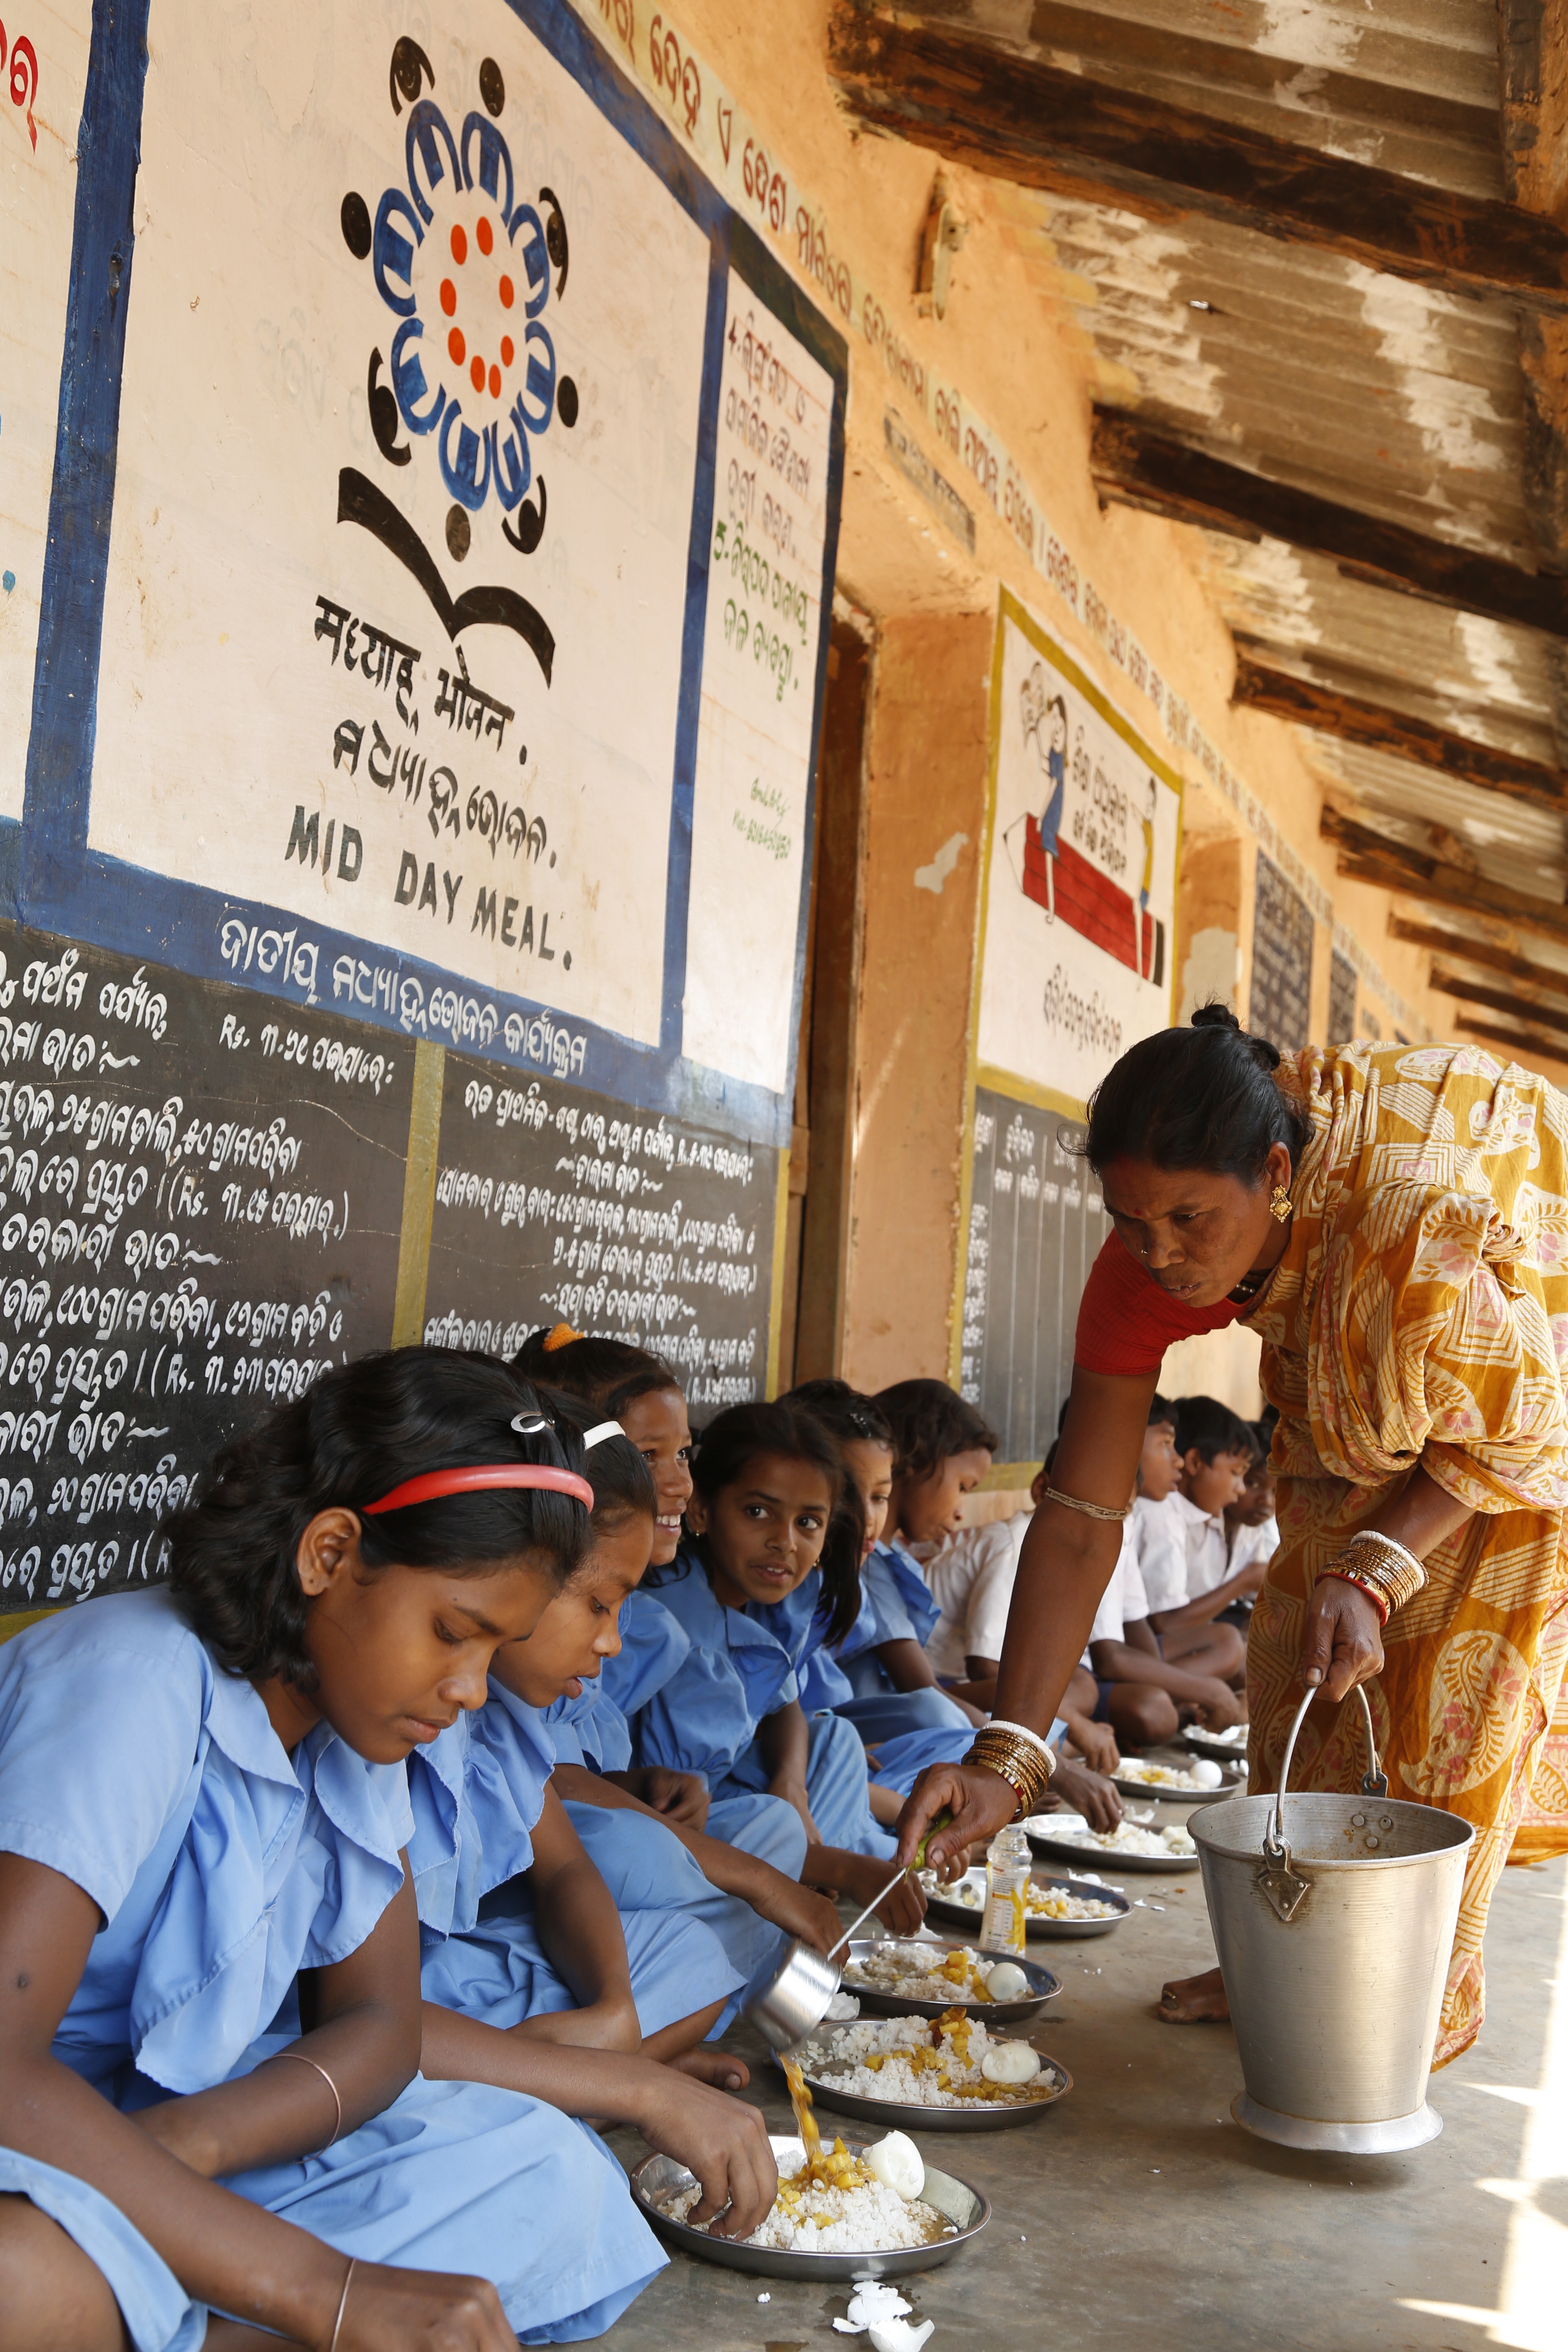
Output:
1190 1685 1474 2154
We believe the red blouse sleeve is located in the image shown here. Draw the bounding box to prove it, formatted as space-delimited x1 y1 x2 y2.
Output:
1073 1235 1245 1377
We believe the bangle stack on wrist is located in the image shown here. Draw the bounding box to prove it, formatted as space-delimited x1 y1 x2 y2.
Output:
965 1718 1056 1820
1316 1530 1426 1627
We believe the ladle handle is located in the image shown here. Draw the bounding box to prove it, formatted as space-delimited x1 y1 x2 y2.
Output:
1264 1682 1385 1861
826 1860 916 1961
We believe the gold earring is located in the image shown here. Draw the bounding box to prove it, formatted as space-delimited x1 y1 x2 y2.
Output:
1270 1184 1292 1223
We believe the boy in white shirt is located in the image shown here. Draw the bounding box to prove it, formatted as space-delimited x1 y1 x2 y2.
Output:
922 1463 1120 1781
1222 1413 1278 1624
1132 1398 1258 1692
1087 1397 1246 1741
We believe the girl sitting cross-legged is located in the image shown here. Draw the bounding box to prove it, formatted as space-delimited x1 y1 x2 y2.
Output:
0 1349 774 2352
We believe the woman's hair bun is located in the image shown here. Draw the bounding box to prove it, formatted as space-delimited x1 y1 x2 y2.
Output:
1082 1000 1308 1180
1192 1000 1280 1069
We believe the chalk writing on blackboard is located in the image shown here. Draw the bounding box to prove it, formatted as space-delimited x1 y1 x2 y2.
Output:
1249 851 1314 1053
424 1054 773 1410
960 1087 1107 1462
0 925 412 1613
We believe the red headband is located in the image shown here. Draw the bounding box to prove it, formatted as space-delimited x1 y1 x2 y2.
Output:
362 1465 595 1515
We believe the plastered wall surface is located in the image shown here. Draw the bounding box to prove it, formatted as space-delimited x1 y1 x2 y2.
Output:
2 0 1521 1452
842 609 990 1390
648 0 1476 1390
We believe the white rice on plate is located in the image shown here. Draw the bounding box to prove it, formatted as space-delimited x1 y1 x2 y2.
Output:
661 2147 949 2252
843 1941 1003 2003
1028 1813 1196 1858
796 2011 1051 2111
918 1867 1120 1921
1116 1758 1224 1792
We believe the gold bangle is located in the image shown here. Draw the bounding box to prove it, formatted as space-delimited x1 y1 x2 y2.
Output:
966 1728 1053 1817
1043 1485 1131 1523
1316 1531 1425 1621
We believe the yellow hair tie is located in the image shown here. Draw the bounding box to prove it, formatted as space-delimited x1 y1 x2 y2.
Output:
543 1322 583 1352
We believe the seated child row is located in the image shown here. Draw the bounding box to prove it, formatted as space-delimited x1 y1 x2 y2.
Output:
927 1390 1276 1751
0 1333 1279 2345
0 1338 1107 2351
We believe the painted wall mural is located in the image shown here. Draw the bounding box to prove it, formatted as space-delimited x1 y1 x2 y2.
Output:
0 0 91 824
19 0 846 1140
976 590 1182 1115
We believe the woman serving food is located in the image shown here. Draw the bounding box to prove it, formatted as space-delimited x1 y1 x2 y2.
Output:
898 1008 1568 2062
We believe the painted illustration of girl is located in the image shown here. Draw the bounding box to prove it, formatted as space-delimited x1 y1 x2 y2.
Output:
1021 664 1069 922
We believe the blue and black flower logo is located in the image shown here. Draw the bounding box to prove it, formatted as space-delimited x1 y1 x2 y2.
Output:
337 39 575 681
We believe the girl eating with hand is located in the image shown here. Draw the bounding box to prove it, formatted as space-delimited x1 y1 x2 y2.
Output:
0 1348 683 2352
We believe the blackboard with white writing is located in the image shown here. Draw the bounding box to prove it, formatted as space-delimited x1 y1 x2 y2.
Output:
424 1054 776 1413
0 922 413 1614
959 1087 1108 1464
1249 851 1315 1052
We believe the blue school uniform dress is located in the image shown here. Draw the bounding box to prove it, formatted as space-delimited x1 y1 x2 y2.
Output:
636 1554 891 1857
748 1571 976 1809
543 1677 796 2018
833 1541 976 1742
410 1682 741 2040
0 1591 663 2352
599 1586 811 1875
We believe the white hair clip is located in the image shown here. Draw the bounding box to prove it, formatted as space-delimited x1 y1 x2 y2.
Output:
510 1412 550 1436
582 1420 625 1450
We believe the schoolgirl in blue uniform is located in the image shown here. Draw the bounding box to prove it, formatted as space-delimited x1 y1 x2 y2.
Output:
510 1328 816 1879
0 1350 773 2352
490 1405 844 2029
815 1379 998 1744
414 1399 834 2049
636 1400 927 1936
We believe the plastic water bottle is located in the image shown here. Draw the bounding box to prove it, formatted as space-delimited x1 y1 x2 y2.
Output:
984 1822 1031 1957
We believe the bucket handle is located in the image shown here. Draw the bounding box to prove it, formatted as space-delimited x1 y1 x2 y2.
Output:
1256 1684 1388 1924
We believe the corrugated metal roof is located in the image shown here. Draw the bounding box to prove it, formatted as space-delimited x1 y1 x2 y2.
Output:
870 0 1568 1033
850 0 1568 1055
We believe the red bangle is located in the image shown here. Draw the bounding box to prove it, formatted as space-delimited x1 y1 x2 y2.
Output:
1316 1569 1390 1628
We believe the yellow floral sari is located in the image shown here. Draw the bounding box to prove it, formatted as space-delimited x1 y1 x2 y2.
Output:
1245 1043 1568 2066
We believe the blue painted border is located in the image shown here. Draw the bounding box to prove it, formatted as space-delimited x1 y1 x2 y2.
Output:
19 0 848 1149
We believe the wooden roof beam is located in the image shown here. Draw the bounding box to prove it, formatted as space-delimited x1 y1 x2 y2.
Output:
1386 914 1568 1001
1319 804 1568 950
1428 964 1568 1039
826 4 1568 312
1498 0 1568 564
1092 412 1568 640
1233 650 1568 813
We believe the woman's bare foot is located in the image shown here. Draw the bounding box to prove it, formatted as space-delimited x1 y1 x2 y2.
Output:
1158 1965 1229 2023
668 2045 750 2090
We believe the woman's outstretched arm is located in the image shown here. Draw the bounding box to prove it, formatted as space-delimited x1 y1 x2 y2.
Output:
895 1366 1156 1873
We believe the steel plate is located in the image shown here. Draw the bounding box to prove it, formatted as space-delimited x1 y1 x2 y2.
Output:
1181 1726 1251 1766
839 1938 1060 2022
1025 1815 1200 1874
776 2026 1072 2133
1111 1767 1244 1806
920 1866 1129 1940
630 2132 991 2280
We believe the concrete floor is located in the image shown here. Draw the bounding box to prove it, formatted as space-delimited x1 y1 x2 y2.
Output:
599 1797 1568 2352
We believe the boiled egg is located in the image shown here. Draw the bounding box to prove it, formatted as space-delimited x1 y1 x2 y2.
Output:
866 2129 924 2201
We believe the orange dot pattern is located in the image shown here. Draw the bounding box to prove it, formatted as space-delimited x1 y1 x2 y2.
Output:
434 214 526 412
